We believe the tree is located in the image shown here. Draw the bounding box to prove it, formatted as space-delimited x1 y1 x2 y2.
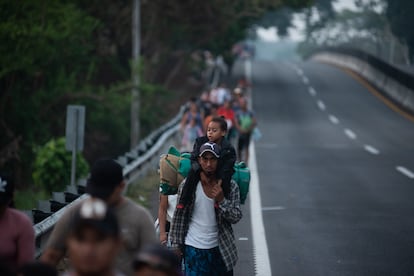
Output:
297 0 408 64
32 137 89 193
385 0 414 63
0 0 313 188
0 0 99 185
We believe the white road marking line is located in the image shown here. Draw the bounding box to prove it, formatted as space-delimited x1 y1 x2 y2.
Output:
297 69 303 76
245 59 272 276
396 166 414 179
344 129 357 140
302 76 309 84
249 142 272 276
317 100 326 111
308 87 317 96
262 206 286 211
364 145 380 155
329 115 340 124
239 237 249 241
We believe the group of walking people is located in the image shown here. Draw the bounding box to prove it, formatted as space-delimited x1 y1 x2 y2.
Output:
0 81 257 276
180 82 257 164
157 81 258 274
1 161 182 276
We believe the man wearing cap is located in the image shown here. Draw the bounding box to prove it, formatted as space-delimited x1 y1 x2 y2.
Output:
169 142 242 275
0 172 35 273
64 198 123 276
41 159 157 276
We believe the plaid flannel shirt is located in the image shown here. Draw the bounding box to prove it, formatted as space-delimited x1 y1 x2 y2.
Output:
169 179 242 271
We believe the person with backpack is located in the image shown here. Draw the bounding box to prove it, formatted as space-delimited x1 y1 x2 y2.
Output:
180 116 236 212
169 142 242 275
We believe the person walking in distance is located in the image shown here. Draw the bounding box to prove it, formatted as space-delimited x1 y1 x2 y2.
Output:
40 159 156 276
169 142 242 275
234 97 256 164
180 97 204 152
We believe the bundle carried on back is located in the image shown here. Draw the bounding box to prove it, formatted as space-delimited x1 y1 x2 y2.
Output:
159 146 250 204
159 146 191 195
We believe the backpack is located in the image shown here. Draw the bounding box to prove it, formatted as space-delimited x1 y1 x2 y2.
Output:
232 162 250 204
159 146 191 195
159 146 250 204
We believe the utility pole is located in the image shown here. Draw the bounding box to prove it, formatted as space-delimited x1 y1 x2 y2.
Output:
131 0 140 149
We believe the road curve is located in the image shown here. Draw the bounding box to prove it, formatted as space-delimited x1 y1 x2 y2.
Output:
233 59 414 276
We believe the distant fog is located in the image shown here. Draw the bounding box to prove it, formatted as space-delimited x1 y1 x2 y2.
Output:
253 40 301 61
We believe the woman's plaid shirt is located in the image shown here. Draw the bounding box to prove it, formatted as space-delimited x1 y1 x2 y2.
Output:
169 179 243 271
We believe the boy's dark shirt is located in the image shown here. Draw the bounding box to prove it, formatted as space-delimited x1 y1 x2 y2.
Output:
190 136 236 188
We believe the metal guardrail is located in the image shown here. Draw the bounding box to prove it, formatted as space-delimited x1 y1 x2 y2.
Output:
33 105 186 257
32 57 225 257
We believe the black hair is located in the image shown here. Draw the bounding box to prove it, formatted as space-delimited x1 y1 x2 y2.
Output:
210 116 227 132
133 244 181 275
18 262 58 276
179 140 230 207
0 172 14 207
210 103 219 110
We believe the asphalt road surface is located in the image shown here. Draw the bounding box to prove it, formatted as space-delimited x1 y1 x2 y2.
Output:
232 59 414 276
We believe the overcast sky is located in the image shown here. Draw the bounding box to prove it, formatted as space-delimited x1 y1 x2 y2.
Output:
257 0 359 42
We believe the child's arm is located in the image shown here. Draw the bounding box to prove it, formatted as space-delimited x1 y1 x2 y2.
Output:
158 195 169 244
218 145 237 189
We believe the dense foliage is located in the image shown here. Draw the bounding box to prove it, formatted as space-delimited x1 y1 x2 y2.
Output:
32 137 89 193
386 0 414 61
0 0 310 189
295 0 412 64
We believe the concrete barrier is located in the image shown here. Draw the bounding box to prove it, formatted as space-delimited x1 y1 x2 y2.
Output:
312 52 414 115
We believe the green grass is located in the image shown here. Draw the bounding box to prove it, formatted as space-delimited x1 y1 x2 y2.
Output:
14 188 50 210
126 169 159 210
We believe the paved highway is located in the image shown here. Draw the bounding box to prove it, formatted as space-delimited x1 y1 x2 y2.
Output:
233 59 414 275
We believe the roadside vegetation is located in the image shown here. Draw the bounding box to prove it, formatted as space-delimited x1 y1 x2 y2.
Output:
0 0 310 210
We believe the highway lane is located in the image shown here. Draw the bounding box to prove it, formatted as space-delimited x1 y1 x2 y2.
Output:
233 59 414 275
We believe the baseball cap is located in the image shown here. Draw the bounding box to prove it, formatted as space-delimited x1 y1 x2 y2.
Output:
72 198 119 238
86 159 123 200
133 244 182 275
199 142 220 158
0 173 14 205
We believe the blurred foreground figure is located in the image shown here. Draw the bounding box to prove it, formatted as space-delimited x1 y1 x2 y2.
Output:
133 244 182 276
18 261 57 276
41 159 156 275
63 198 123 276
0 172 35 273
